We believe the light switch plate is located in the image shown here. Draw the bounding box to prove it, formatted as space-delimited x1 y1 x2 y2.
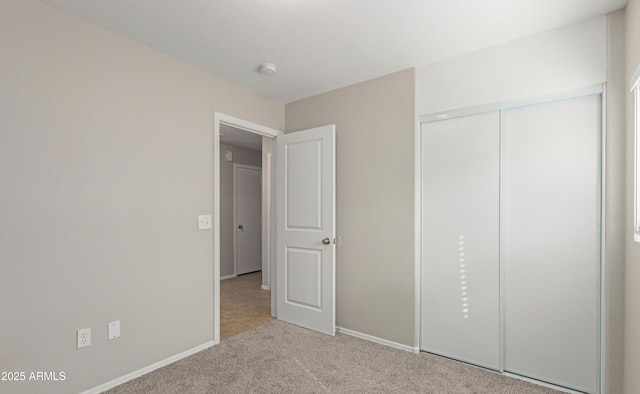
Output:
197 214 212 230
108 320 120 340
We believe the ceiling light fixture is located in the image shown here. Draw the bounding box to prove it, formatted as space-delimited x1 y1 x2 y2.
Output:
259 63 277 76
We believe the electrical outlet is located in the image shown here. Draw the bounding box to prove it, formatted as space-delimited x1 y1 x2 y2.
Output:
108 320 120 340
77 328 91 349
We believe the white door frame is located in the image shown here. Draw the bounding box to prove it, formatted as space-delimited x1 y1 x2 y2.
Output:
233 163 262 276
263 152 272 291
213 112 283 344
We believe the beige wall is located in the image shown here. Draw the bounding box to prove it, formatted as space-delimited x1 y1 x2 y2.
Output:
624 0 640 393
219 143 262 278
0 1 283 393
605 10 626 394
286 69 417 346
416 16 607 114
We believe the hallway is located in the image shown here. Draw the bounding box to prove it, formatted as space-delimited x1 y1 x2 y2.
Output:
220 272 273 340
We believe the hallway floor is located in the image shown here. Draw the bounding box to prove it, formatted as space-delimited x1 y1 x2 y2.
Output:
220 271 273 340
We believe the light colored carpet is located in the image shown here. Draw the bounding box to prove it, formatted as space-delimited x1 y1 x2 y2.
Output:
105 320 560 393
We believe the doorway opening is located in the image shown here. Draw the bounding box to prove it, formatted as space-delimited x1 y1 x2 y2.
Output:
213 112 282 344
220 128 265 339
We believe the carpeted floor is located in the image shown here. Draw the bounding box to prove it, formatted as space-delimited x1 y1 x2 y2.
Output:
105 320 561 393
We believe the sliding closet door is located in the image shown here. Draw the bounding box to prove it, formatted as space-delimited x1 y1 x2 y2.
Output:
502 95 600 392
421 112 500 369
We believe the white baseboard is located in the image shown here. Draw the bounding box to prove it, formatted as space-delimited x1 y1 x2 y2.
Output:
336 327 419 354
220 274 236 280
82 341 215 394
261 285 270 290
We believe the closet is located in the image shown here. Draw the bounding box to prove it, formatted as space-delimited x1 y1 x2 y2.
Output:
420 92 601 394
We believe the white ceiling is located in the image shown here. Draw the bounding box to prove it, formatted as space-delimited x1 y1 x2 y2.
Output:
41 0 626 103
220 124 262 152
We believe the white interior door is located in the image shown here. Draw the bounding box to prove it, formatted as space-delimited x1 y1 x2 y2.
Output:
420 112 501 369
235 164 262 275
276 125 336 335
502 95 600 393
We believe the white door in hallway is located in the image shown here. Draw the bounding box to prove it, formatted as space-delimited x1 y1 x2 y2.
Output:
235 164 262 275
276 125 336 336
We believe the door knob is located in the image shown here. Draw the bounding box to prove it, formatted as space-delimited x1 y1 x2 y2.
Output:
322 238 331 245
238 225 243 230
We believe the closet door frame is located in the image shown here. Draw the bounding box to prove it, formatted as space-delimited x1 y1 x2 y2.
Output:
416 84 605 393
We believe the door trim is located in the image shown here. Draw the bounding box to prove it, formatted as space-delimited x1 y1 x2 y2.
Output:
233 164 262 276
263 152 273 291
419 84 603 123
213 112 283 344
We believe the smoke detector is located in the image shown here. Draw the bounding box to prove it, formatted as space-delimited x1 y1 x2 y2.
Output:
259 63 277 76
